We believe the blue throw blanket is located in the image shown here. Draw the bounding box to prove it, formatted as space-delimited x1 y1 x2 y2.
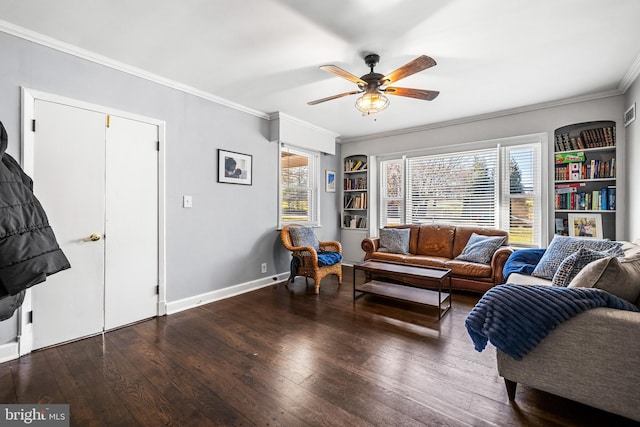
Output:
502 248 546 281
465 284 640 360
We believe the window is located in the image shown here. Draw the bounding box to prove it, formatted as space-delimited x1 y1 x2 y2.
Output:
406 148 497 227
499 144 541 247
379 158 404 226
379 136 542 247
279 144 319 227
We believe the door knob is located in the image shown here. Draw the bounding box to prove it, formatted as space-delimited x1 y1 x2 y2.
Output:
84 233 102 242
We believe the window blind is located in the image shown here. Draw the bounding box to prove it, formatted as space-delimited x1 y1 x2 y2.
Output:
379 158 404 226
405 149 497 227
500 144 541 247
280 145 317 225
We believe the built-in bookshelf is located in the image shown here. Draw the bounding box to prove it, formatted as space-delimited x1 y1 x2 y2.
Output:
342 155 368 229
553 121 617 239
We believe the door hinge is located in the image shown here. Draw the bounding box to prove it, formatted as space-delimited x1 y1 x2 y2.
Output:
156 285 160 295
31 119 36 132
28 311 33 324
156 141 160 151
106 115 111 128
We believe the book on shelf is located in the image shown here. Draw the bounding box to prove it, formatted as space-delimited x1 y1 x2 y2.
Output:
345 159 367 171
554 158 615 181
344 193 367 209
554 186 613 210
343 215 367 229
554 126 615 151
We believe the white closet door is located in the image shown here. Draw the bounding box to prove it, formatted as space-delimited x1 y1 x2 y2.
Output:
31 100 106 350
104 115 158 329
29 99 160 351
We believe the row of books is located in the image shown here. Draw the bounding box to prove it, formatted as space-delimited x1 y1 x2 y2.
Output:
344 159 367 171
344 193 367 209
554 186 616 211
344 178 367 191
554 158 615 181
554 126 615 151
343 215 367 229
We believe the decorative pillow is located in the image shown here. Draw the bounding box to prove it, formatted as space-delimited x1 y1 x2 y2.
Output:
551 247 616 287
289 226 320 252
455 233 506 264
569 254 640 305
531 236 624 280
378 228 411 254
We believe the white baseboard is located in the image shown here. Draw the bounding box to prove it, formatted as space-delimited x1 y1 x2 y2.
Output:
0 341 19 364
166 272 289 315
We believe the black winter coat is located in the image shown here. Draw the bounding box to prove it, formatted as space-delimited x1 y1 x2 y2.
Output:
0 121 70 320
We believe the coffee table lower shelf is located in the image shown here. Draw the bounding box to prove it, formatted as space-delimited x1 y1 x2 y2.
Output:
354 280 451 318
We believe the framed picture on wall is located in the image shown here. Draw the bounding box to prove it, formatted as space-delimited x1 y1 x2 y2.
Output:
567 213 603 239
218 149 252 185
325 170 336 192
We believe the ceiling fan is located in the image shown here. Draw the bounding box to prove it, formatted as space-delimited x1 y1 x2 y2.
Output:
308 53 439 115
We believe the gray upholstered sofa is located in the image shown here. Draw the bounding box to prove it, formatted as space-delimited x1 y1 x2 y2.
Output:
497 240 640 422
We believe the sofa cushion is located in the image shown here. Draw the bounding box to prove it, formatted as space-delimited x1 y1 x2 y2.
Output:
531 236 624 280
404 256 448 269
289 226 320 252
416 224 456 258
551 247 618 287
368 252 409 264
445 259 492 278
455 233 506 264
569 254 640 305
378 228 410 254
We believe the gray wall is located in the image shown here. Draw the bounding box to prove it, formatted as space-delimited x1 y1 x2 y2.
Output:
0 31 341 343
625 79 639 241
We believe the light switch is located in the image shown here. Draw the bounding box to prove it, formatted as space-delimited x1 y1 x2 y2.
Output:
183 195 193 208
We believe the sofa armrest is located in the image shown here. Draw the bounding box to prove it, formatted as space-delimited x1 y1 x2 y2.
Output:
361 237 380 258
497 307 640 421
491 247 514 285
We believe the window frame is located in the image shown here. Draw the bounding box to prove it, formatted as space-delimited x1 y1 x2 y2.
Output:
278 143 320 228
377 134 546 247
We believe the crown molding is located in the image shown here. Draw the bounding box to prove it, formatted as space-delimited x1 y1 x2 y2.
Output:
338 89 623 144
619 52 640 93
0 20 270 120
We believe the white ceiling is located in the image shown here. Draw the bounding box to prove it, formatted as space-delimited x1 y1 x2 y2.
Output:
1 0 640 140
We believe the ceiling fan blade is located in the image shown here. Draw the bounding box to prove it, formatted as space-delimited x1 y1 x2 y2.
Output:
307 90 362 105
384 87 440 101
320 65 367 86
382 55 437 85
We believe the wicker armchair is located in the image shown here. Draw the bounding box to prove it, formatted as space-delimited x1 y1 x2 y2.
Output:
280 224 343 294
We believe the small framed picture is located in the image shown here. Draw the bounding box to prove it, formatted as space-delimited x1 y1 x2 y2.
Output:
325 170 336 192
218 149 252 185
567 213 603 239
624 103 636 127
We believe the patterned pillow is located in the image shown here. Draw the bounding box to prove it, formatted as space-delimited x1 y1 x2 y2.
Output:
378 228 411 254
532 236 624 280
551 247 616 287
289 226 320 252
455 233 506 264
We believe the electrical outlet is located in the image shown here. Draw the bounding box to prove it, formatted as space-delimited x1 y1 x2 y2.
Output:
261 263 267 273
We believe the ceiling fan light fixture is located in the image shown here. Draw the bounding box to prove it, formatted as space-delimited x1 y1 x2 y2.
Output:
355 92 389 115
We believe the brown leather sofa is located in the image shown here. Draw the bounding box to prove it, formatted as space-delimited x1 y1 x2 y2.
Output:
361 224 513 293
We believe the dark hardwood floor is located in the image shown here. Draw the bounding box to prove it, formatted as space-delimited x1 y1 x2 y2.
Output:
1 267 638 426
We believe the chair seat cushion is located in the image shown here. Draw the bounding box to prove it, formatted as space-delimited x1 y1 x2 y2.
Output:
318 251 342 267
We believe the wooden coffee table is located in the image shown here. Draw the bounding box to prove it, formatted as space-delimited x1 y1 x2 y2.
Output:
353 260 452 319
